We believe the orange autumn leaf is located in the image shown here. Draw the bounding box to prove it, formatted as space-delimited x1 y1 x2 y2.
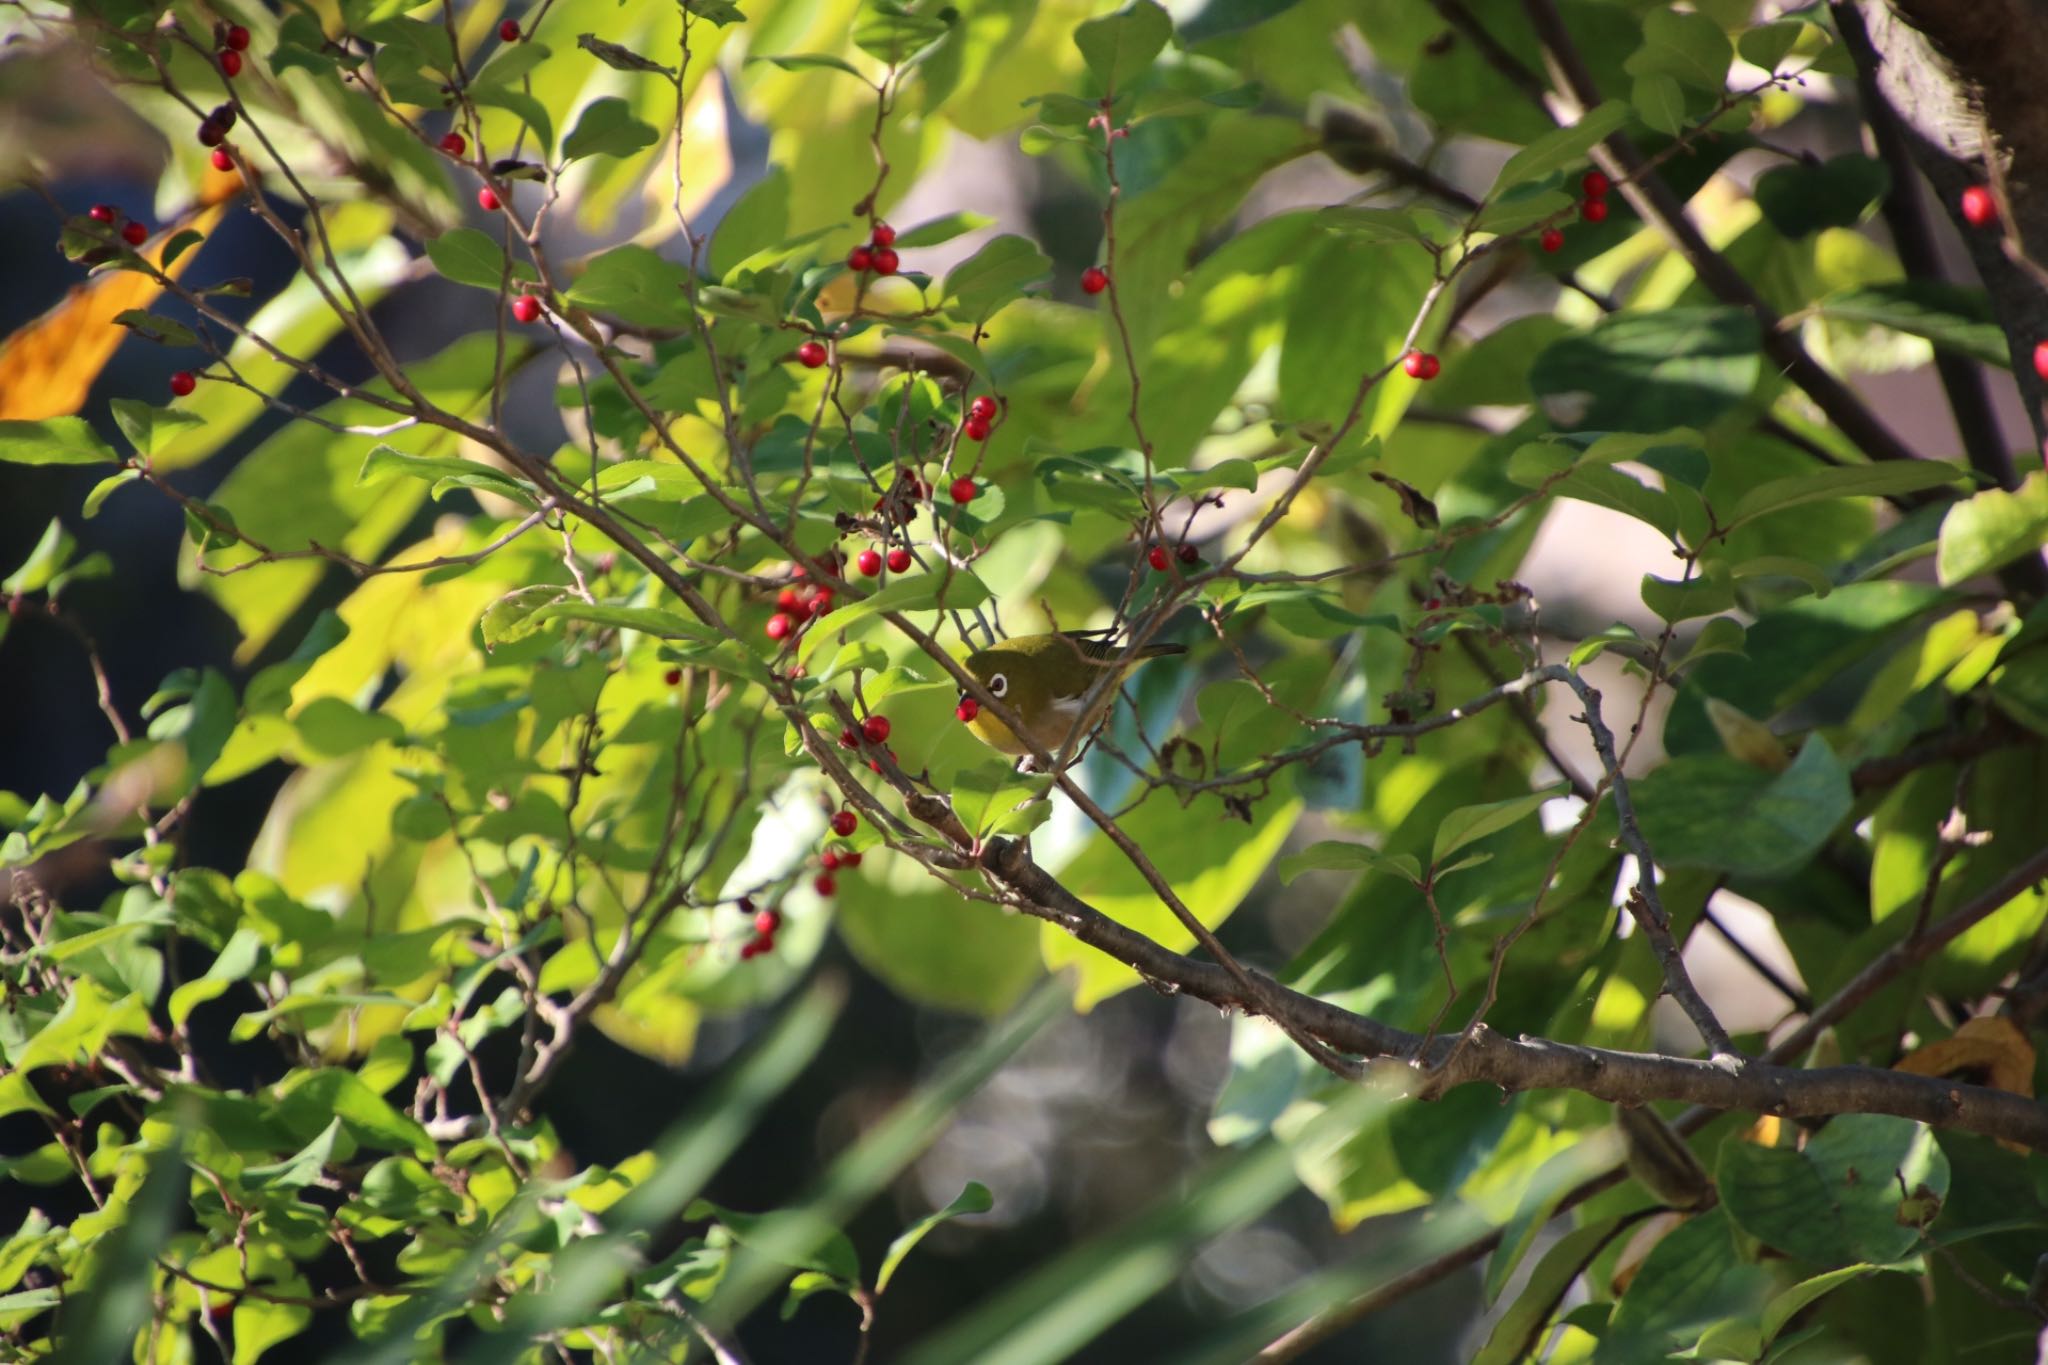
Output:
0 174 240 421
1894 1015 2035 1097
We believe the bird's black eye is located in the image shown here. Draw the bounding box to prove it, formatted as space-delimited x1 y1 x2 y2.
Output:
989 673 1008 698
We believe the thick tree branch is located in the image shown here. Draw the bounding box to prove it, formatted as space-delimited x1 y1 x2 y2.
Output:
978 836 2048 1150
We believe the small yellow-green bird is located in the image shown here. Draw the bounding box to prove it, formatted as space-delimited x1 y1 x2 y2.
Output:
958 631 1186 758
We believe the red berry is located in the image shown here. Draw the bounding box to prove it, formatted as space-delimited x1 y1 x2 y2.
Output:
1540 228 1564 253
664 667 683 685
814 873 837 896
886 547 912 573
89 204 117 224
754 907 782 935
169 371 196 397
962 416 991 442
1148 545 1169 572
838 727 859 749
870 222 896 246
969 395 996 422
1580 198 1608 223
862 714 891 744
796 340 827 369
1580 170 1610 199
211 148 233 172
807 588 834 617
1178 543 1198 565
440 131 467 156
842 851 862 868
766 612 793 640
226 24 250 50
511 294 541 324
1080 266 1110 295
856 548 882 577
2034 340 2048 382
871 247 900 276
848 245 873 272
478 187 501 212
956 698 980 723
1402 351 1440 380
777 586 802 610
219 49 242 77
499 18 520 41
830 809 858 837
1960 184 1997 228
740 939 762 960
121 221 147 246
821 849 841 870
949 476 977 504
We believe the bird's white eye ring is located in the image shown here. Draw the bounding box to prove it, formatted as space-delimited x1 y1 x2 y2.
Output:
989 673 1008 698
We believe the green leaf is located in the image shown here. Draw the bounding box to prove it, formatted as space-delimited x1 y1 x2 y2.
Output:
891 211 993 248
479 585 569 649
1642 559 1735 622
1623 8 1733 93
876 1182 992 1293
578 33 675 75
110 399 204 458
1315 205 1437 245
1475 1213 1633 1365
1632 71 1685 136
1432 787 1563 866
562 96 660 160
1490 101 1630 195
1718 1115 1950 1266
3 520 76 596
942 235 1054 322
111 308 201 348
1276 841 1422 885
1811 282 2008 365
684 0 745 23
750 51 869 79
851 0 951 64
1073 0 1173 93
1631 733 1852 877
1598 1208 1771 1362
567 245 696 327
1739 21 1809 72
1937 471 2048 586
358 444 529 498
950 761 1055 840
0 418 120 467
1531 308 1761 432
1753 155 1891 238
470 86 553 155
1725 459 1963 529
46 1138 186 1365
426 228 534 290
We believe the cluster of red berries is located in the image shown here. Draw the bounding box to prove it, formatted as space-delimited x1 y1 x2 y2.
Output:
814 807 866 894
1579 169 1611 224
765 552 842 644
836 713 899 773
854 545 915 577
961 392 996 444
736 896 781 960
1960 183 1997 230
196 101 237 149
848 222 900 277
90 202 151 249
1146 542 1199 572
1402 350 1441 380
217 23 248 78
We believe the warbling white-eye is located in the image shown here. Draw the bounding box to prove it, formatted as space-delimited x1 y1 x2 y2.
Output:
959 631 1186 758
